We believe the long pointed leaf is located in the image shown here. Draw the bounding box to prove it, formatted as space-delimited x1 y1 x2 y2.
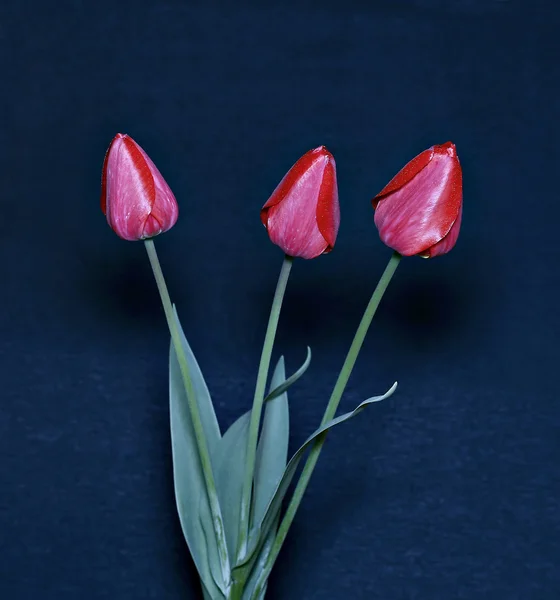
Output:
202 588 213 600
169 348 224 596
215 410 252 560
252 356 290 531
263 347 311 404
241 514 279 600
169 313 226 595
198 506 226 600
199 502 228 595
172 306 221 448
239 382 398 566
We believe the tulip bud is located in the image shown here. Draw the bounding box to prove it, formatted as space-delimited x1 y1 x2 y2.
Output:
101 133 179 241
260 146 340 259
372 142 462 258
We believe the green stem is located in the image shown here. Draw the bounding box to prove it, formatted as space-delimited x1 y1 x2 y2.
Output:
144 239 231 585
236 255 293 563
251 251 401 598
229 578 245 600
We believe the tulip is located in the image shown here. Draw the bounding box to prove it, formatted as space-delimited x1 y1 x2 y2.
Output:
371 142 462 258
261 146 340 259
101 133 179 241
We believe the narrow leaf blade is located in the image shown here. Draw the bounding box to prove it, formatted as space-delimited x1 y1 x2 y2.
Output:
199 499 228 595
172 306 221 451
241 514 280 600
263 347 311 404
239 382 398 566
252 356 290 530
169 344 225 595
214 410 252 560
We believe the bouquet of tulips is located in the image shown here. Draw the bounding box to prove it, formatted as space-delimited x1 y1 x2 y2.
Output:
100 134 463 599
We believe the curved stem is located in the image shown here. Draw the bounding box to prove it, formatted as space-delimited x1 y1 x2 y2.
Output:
144 239 230 585
237 255 293 563
251 251 402 598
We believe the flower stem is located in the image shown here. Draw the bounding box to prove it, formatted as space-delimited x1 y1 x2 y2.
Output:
229 578 245 600
237 255 293 563
144 239 231 585
251 251 401 598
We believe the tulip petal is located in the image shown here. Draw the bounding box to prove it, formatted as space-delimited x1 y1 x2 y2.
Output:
316 157 340 252
134 142 179 239
260 161 302 219
260 148 327 213
372 146 433 208
266 156 329 259
102 133 179 241
105 136 156 241
374 146 462 256
426 202 462 257
121 135 156 206
261 146 339 259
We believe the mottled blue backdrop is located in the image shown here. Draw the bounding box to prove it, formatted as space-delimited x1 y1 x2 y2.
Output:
0 1 558 599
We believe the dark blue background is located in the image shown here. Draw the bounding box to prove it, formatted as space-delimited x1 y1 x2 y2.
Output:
1 1 558 598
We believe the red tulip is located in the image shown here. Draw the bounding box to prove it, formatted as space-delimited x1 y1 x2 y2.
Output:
372 142 462 258
261 146 340 259
101 133 179 241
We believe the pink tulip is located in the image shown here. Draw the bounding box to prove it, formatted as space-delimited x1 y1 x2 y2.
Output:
372 142 463 258
101 133 179 241
261 146 340 259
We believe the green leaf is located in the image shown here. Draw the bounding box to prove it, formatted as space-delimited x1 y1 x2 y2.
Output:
172 306 222 449
198 507 227 597
239 382 398 566
202 587 213 600
214 410 252 561
201 577 224 600
169 310 226 596
241 513 279 600
263 347 311 404
252 356 290 532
